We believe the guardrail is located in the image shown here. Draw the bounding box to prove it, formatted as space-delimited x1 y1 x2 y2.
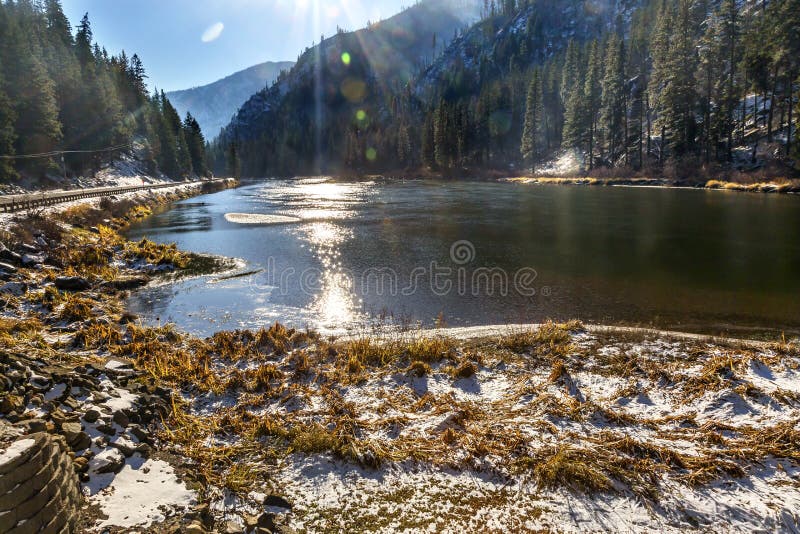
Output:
0 178 230 213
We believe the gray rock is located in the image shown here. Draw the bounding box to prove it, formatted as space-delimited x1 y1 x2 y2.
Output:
21 253 45 266
0 262 17 274
0 282 26 296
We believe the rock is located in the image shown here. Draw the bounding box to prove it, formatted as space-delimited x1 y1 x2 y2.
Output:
184 522 206 534
109 436 137 457
112 411 130 428
0 262 17 274
244 515 260 531
135 443 152 458
0 395 23 413
35 236 48 248
21 253 45 266
83 409 101 423
21 419 48 434
0 282 26 296
96 423 116 436
29 376 51 392
54 276 91 291
222 521 242 534
70 432 91 451
101 276 149 291
129 425 150 443
19 243 38 254
89 448 125 474
61 422 83 442
62 396 79 411
73 456 89 472
0 245 21 264
263 495 292 510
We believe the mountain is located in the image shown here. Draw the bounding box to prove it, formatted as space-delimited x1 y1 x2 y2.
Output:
212 0 483 175
213 0 800 179
166 61 294 140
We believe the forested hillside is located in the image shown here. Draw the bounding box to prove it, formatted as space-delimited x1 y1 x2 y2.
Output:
0 0 207 183
217 0 799 179
167 60 294 141
210 0 483 176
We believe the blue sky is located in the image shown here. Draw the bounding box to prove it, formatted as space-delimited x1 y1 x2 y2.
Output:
61 0 411 92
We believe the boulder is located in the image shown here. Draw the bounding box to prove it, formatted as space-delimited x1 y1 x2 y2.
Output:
0 262 17 274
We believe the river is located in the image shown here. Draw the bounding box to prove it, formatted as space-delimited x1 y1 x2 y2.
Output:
126 179 800 339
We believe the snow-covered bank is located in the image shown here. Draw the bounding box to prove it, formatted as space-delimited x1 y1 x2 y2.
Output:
159 322 800 532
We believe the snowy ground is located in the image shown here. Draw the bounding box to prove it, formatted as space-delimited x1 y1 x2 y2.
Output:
181 324 800 532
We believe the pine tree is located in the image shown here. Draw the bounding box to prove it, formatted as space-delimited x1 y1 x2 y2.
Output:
521 69 543 164
583 41 602 169
161 91 192 175
600 35 626 164
227 143 241 179
0 58 17 180
183 112 207 177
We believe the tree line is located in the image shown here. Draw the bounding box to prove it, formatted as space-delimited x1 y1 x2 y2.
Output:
217 0 799 178
0 0 208 182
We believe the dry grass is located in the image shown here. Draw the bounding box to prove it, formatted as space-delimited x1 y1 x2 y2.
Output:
58 294 96 322
705 179 800 193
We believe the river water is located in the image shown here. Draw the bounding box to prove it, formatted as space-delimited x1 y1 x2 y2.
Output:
126 179 800 339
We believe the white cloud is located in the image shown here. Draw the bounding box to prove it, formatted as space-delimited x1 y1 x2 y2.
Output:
201 22 225 43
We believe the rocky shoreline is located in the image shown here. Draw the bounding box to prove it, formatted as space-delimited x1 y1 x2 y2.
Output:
0 179 285 533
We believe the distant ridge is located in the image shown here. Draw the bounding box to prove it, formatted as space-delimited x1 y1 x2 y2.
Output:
167 60 294 140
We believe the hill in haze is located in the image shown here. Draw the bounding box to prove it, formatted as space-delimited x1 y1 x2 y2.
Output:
167 61 294 140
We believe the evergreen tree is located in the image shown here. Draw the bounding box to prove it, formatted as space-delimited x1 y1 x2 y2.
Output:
183 112 207 177
521 69 543 164
0 7 61 174
0 58 16 180
583 41 602 169
600 35 626 164
227 143 241 179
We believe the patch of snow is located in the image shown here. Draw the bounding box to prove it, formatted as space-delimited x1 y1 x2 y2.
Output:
88 457 196 530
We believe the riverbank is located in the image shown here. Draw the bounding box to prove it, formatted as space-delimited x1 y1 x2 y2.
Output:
328 172 800 195
1 182 799 532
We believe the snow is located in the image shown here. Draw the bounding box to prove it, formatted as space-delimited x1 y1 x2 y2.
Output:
0 438 35 467
224 213 302 225
193 324 800 532
87 457 196 530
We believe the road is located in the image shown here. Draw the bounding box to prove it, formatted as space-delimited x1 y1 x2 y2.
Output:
0 178 230 213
